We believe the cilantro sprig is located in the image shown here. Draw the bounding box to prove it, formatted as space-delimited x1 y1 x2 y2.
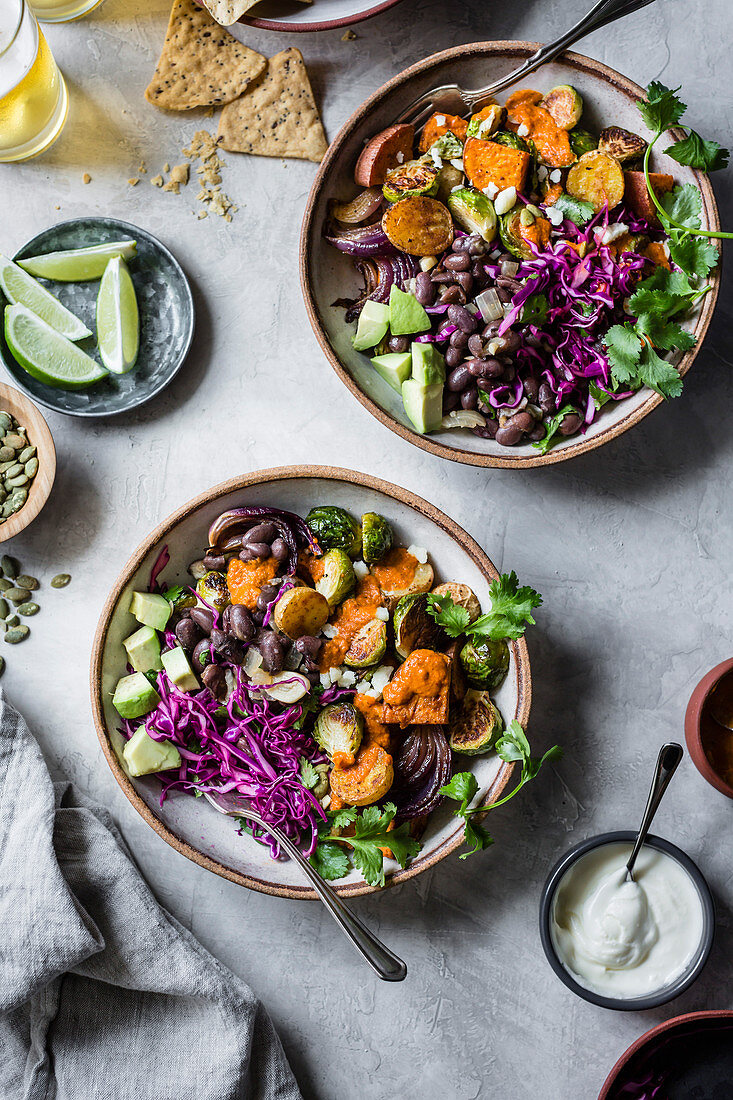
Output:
310 802 421 887
426 571 542 642
440 721 562 857
553 192 595 227
531 403 581 455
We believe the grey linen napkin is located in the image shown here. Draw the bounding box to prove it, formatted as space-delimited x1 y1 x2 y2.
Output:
0 693 303 1100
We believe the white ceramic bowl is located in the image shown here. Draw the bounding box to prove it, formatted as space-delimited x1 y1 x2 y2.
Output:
91 467 531 898
242 0 403 32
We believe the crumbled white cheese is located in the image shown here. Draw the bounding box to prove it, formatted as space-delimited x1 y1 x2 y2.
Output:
537 165 549 182
328 667 340 684
493 186 517 216
370 665 393 697
429 148 443 169
375 606 389 621
338 669 357 688
435 114 447 126
321 624 338 639
662 241 671 258
319 672 332 689
407 544 428 564
450 184 464 192
546 206 564 226
517 123 530 138
353 560 369 579
449 158 464 173
549 168 562 183
482 181 499 200
396 151 405 164
420 254 438 271
600 222 629 246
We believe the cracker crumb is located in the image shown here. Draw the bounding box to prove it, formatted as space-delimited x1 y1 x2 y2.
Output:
128 177 140 186
138 162 147 174
163 162 170 173
162 180 180 194
55 204 60 210
82 172 92 184
197 210 208 219
150 174 164 187
341 29 356 40
170 163 189 185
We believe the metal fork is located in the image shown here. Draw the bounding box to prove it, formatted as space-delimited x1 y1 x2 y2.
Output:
397 0 657 132
203 790 407 982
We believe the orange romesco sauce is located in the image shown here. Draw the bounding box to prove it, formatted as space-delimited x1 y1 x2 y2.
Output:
318 575 384 671
298 549 325 584
354 692 393 752
505 89 573 168
370 547 418 593
521 216 551 252
226 556 278 610
382 649 450 706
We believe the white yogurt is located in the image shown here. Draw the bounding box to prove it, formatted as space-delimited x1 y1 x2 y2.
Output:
550 841 704 999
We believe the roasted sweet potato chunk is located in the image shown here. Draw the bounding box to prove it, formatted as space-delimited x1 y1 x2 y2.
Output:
379 649 451 728
418 112 468 153
463 137 531 193
623 170 674 228
381 196 453 256
354 124 415 187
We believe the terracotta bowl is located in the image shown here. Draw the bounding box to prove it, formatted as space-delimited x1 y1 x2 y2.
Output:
241 0 404 32
598 1010 733 1099
90 466 532 899
0 382 55 543
300 42 721 469
684 657 733 799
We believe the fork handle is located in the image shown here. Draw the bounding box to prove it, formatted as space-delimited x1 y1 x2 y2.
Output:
238 809 407 982
469 0 656 106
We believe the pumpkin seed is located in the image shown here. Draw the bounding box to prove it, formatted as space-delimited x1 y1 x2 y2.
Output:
18 446 35 463
0 413 11 433
0 461 15 474
0 446 15 462
7 489 27 511
0 578 11 592
0 488 7 505
0 599 9 619
17 601 39 616
5 625 29 644
51 573 71 588
5 587 30 604
0 656 5 675
6 474 28 488
1 555 18 578
15 575 38 590
25 457 38 478
4 615 19 628
4 462 22 477
3 433 25 450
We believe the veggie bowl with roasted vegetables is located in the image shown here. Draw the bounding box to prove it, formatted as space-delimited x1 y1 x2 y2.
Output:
302 45 721 467
91 469 538 897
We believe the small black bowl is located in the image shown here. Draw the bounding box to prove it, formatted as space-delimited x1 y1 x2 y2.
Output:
539 831 715 1011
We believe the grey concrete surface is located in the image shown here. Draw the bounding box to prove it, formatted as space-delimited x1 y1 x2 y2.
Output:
2 0 732 1096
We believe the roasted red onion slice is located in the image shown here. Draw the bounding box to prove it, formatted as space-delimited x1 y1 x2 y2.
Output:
325 222 395 257
337 254 420 322
330 188 384 225
392 724 452 821
208 507 319 576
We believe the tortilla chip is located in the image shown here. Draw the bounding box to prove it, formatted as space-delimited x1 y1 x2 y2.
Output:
145 0 266 111
198 0 260 25
217 47 327 163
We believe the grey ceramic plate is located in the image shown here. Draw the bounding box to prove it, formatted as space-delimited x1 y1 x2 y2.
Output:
1 218 195 418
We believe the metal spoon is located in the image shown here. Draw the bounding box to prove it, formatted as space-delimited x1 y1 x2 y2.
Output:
203 789 407 982
625 742 684 881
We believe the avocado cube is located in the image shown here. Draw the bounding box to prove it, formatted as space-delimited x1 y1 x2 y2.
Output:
112 671 160 719
388 285 430 335
123 725 181 777
411 342 446 385
123 625 162 674
161 646 199 692
401 378 444 434
129 591 171 632
371 351 412 393
352 299 389 351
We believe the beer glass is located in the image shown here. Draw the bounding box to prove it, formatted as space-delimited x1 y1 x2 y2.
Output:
29 0 106 23
0 0 68 162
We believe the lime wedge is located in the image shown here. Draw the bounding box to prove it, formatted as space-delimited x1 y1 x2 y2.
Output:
4 304 108 390
0 254 91 341
18 240 137 282
96 256 139 375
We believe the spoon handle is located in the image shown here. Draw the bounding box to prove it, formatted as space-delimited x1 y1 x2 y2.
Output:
238 809 407 982
626 742 684 878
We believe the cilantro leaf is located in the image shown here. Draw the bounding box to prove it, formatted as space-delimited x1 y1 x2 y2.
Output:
553 192 595 227
318 802 421 888
439 771 479 813
603 323 642 386
668 235 719 279
666 130 729 172
309 842 350 880
470 571 543 641
634 313 696 353
426 592 472 638
589 381 613 411
531 403 581 456
326 806 357 831
634 343 683 399
298 757 319 790
460 819 494 859
521 291 549 326
495 719 532 764
636 81 685 133
659 184 702 231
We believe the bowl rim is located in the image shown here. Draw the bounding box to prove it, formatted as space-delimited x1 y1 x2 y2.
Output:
90 464 532 899
0 381 56 542
299 41 721 469
538 829 715 1011
242 0 404 32
597 1008 733 1099
3 216 195 420
684 657 733 799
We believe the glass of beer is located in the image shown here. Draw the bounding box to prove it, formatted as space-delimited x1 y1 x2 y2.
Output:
29 0 106 23
0 0 68 162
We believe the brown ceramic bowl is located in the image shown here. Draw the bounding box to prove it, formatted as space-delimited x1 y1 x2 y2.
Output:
90 466 532 899
684 657 733 799
300 42 721 469
0 383 55 543
241 0 404 32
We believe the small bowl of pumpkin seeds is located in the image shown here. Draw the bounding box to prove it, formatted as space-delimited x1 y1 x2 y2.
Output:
0 383 55 542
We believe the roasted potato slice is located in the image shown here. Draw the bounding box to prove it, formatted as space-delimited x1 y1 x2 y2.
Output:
272 586 329 639
329 742 394 806
381 196 453 257
431 582 481 623
355 124 415 187
566 150 625 213
598 126 648 165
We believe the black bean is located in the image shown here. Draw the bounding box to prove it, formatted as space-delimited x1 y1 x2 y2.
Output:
471 260 487 280
202 664 227 700
431 269 454 284
269 537 288 562
256 582 281 612
295 635 322 658
482 320 503 339
523 376 540 401
502 364 516 382
456 270 473 294
447 303 477 333
461 387 479 410
244 522 278 545
496 275 521 292
439 285 465 304
190 607 214 634
388 334 410 353
203 552 226 571
559 413 583 436
176 617 203 650
192 638 214 673
451 236 470 252
495 330 522 353
244 541 270 559
496 286 511 304
495 425 523 446
223 603 254 642
527 423 547 442
442 389 460 411
497 252 515 264
467 334 486 358
467 357 503 380
538 383 556 414
449 328 469 350
414 271 435 306
468 235 489 256
473 420 498 439
444 252 470 272
239 546 258 562
257 630 283 673
448 364 473 392
505 411 534 433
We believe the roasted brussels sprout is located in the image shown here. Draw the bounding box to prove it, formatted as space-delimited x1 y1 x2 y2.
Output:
569 128 598 158
393 593 446 659
466 103 505 139
449 690 504 755
436 163 465 201
305 506 362 558
447 187 497 243
196 570 230 613
311 762 330 801
329 742 394 806
383 158 440 203
459 637 510 691
431 582 481 623
313 700 364 761
492 129 530 153
315 548 356 607
361 512 393 563
428 131 464 159
344 618 387 668
541 85 584 130
273 586 330 639
597 126 648 164
499 208 550 261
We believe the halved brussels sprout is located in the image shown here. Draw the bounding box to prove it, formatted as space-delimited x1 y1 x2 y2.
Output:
344 618 387 668
431 582 481 623
436 163 465 201
499 208 550 261
383 158 440 203
361 512 393 563
379 560 434 602
466 104 505 139
597 126 648 165
541 85 583 130
492 129 530 153
393 593 446 660
305 506 362 558
447 187 497 243
569 128 598 158
449 689 504 755
196 570 230 612
313 700 364 761
315 548 356 607
312 762 330 801
428 131 464 159
459 637 510 691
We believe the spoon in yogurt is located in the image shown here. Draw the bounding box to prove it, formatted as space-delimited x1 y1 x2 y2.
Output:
625 742 684 882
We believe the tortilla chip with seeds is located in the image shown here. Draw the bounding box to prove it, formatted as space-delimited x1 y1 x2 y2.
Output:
145 0 266 111
217 47 327 163
200 0 311 27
